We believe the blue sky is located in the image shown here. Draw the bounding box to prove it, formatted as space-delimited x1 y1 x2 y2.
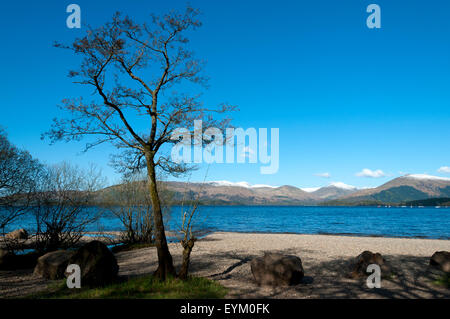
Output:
1 0 449 189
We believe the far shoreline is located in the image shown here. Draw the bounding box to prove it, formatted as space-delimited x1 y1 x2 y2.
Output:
88 229 450 242
3 229 449 246
197 230 450 242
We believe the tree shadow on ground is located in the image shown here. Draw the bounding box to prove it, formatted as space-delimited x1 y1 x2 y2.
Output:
113 244 450 299
185 248 450 299
265 253 450 299
0 268 50 298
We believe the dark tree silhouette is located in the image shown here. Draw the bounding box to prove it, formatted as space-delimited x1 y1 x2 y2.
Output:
44 7 235 280
32 162 104 253
0 128 41 235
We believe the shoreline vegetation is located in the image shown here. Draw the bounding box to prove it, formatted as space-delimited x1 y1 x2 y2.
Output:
1 232 449 299
164 201 450 207
2 229 450 250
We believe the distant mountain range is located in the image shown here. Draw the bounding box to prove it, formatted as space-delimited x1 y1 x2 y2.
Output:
329 174 450 205
160 174 450 206
161 181 317 205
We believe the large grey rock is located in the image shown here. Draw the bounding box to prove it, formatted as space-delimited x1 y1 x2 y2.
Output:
67 240 118 287
349 250 393 279
0 249 40 270
33 250 74 280
250 253 304 286
0 249 16 270
430 251 450 273
5 229 28 240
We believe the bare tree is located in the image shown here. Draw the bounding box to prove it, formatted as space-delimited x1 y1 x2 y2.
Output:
106 173 154 244
32 162 104 253
44 7 234 279
104 172 175 245
0 128 41 243
178 203 198 280
175 167 211 280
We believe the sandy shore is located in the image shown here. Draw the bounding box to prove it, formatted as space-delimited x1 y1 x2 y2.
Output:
1 232 449 298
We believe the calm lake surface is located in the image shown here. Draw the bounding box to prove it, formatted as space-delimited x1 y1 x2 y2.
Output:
5 206 450 240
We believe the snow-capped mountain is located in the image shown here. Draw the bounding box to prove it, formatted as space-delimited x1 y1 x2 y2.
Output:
339 174 450 204
206 181 278 188
308 182 358 200
152 174 450 205
404 174 450 181
163 180 316 205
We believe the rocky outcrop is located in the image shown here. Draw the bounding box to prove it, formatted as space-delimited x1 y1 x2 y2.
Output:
0 249 40 270
33 250 74 280
67 241 119 287
349 250 393 279
430 251 450 273
0 249 16 270
250 253 304 286
5 229 28 240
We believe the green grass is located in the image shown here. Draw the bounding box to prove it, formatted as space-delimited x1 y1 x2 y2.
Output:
433 273 450 289
30 275 228 299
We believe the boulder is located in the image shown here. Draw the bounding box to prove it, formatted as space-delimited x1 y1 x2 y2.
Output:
430 251 450 273
67 240 119 287
5 229 28 240
349 250 393 279
15 252 41 269
250 253 304 286
33 250 74 280
0 248 16 270
0 249 41 270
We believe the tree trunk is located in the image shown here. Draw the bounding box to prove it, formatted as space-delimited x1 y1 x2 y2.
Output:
145 153 176 280
178 238 195 280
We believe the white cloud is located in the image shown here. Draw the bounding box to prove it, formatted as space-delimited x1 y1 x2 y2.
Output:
356 168 386 178
314 172 331 178
438 166 450 174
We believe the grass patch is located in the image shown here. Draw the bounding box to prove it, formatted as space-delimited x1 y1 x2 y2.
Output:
30 275 227 299
433 273 450 289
